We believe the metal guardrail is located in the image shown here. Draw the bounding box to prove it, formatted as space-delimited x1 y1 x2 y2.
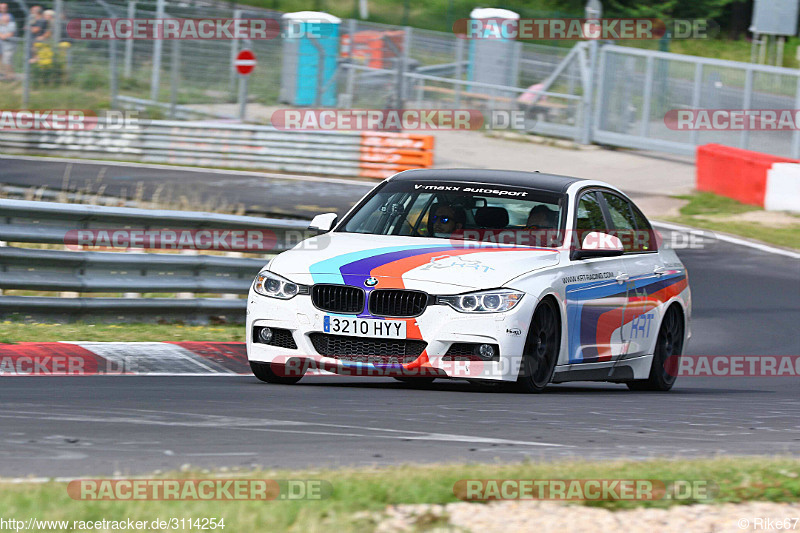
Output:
0 198 312 322
0 120 436 179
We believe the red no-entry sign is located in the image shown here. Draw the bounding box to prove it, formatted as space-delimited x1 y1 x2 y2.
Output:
235 49 257 75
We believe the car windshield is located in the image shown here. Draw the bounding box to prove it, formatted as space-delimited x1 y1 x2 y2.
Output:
339 180 566 248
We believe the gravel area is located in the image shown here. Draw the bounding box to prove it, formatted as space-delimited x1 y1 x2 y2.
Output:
373 501 800 532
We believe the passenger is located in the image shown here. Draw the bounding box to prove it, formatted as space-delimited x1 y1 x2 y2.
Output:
526 205 555 229
526 205 557 247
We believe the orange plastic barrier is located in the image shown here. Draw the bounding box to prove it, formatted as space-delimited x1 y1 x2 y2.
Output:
696 144 798 207
358 132 435 179
341 30 405 69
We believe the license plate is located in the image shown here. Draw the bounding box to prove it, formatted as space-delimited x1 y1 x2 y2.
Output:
323 316 406 339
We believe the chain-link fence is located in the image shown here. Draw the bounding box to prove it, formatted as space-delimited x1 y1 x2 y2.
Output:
594 44 800 158
3 0 799 158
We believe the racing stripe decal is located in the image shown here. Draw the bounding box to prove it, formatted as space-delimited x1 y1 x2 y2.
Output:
369 247 555 289
567 273 687 364
339 246 453 288
309 245 439 285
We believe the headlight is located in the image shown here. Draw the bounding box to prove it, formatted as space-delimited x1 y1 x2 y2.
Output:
437 289 524 313
253 271 300 299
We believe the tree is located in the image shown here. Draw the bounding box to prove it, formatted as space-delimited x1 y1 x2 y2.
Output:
537 0 741 20
601 0 738 20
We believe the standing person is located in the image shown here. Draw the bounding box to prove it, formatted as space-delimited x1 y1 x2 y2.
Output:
35 8 52 43
0 3 13 23
0 12 15 79
28 5 41 37
27 5 44 63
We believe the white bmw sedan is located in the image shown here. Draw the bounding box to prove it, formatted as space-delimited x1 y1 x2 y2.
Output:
246 169 691 392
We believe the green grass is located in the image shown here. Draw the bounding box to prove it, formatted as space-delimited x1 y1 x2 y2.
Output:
666 192 800 250
674 191 763 216
0 82 112 111
0 457 798 532
0 321 244 344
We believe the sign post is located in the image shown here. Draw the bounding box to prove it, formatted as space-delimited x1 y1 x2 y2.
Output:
235 49 257 122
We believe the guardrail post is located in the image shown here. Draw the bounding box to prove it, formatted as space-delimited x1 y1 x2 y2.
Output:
125 247 144 299
689 62 703 148
150 0 165 102
397 26 411 107
60 244 79 299
53 0 63 44
170 39 180 119
454 38 463 108
639 55 654 138
177 249 197 299
342 19 357 108
124 1 136 78
229 9 242 96
238 72 249 121
580 39 599 145
22 17 31 107
740 67 753 150
224 252 243 299
110 36 119 109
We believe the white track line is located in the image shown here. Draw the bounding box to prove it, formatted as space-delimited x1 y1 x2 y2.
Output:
0 154 375 187
652 220 800 259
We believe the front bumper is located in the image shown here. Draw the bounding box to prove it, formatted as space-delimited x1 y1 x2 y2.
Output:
246 287 537 381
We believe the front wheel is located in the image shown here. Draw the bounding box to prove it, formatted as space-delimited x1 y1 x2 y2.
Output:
516 298 560 393
627 305 684 391
250 361 304 385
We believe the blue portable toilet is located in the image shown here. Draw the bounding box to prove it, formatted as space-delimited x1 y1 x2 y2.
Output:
280 11 341 107
467 8 520 93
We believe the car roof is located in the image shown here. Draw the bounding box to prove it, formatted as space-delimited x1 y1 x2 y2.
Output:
389 168 585 194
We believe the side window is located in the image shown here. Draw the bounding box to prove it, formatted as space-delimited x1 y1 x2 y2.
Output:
575 192 607 247
631 204 657 252
601 192 655 253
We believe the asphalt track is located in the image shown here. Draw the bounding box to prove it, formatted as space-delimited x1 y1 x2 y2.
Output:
1 156 799 477
0 155 677 220
0 156 372 219
0 232 798 477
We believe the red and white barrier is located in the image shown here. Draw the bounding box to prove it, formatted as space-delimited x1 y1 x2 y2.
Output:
696 144 800 212
0 342 250 376
765 163 800 213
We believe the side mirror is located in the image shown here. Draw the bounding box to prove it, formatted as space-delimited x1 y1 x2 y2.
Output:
308 213 338 234
571 231 625 260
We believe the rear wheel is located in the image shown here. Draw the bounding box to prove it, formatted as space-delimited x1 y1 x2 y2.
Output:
627 305 684 391
250 361 304 385
516 298 560 393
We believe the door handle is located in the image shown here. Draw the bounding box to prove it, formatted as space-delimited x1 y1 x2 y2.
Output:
615 273 630 283
653 265 667 276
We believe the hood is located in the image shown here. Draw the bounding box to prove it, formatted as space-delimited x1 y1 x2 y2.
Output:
267 232 559 293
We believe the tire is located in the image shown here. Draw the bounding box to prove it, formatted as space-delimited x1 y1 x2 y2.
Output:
250 360 304 385
627 305 684 392
516 298 560 393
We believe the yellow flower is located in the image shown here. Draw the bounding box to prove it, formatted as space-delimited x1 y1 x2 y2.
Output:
58 41 71 48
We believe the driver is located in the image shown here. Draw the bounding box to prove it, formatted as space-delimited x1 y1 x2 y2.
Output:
430 203 466 238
